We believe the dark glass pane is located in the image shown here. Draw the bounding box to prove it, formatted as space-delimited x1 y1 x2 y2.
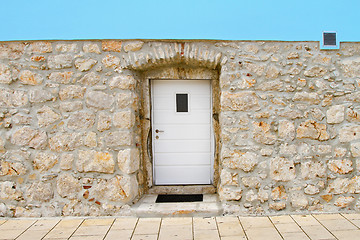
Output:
176 94 188 112
324 32 336 46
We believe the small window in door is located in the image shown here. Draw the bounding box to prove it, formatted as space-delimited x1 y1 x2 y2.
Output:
176 93 188 112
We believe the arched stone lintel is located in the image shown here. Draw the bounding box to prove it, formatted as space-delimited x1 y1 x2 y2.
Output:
120 42 226 71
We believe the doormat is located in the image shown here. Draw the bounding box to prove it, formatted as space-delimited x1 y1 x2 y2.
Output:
155 194 203 203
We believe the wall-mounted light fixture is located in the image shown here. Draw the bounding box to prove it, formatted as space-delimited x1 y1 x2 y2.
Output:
321 31 339 50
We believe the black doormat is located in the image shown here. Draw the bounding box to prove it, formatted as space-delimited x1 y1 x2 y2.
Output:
156 194 203 203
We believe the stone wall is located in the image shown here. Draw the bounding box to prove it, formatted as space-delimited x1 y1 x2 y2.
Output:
0 39 360 217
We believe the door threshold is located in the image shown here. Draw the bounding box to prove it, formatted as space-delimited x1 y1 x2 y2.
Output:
148 185 216 194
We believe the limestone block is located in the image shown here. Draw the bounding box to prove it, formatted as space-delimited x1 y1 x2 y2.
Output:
37 106 61 127
347 108 360 122
328 159 353 174
245 190 258 202
309 107 325 121
296 120 329 141
0 63 12 84
26 182 53 202
269 202 286 211
241 177 260 189
56 173 81 199
29 89 54 103
27 41 52 53
49 132 83 152
327 178 350 194
104 131 132 148
255 80 283 91
102 54 120 68
0 181 23 200
221 91 260 111
77 150 115 173
84 132 97 147
244 62 265 76
252 121 277 145
94 175 138 203
113 110 135 129
109 75 136 90
304 66 327 77
222 149 258 172
83 43 101 54
339 125 360 142
0 42 25 59
48 54 73 69
8 89 28 107
346 91 360 102
67 111 95 130
97 111 111 131
74 58 97 71
102 40 122 52
270 157 295 181
33 152 58 172
278 109 303 119
350 142 360 157
327 105 345 124
0 161 27 176
11 127 47 149
86 91 114 109
220 169 239 186
277 120 295 141
78 72 101 85
258 189 269 203
290 193 308 209
265 65 280 79
60 101 83 112
19 70 43 85
279 143 297 156
287 52 299 59
117 148 140 174
317 144 332 154
116 92 134 109
55 43 78 52
123 41 144 52
304 185 320 195
292 92 320 104
301 161 326 179
218 186 242 201
60 153 74 170
348 176 360 194
220 112 250 126
59 85 86 100
271 186 287 200
340 57 360 78
48 71 73 84
334 196 355 208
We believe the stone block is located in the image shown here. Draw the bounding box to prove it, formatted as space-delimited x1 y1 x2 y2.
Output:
83 43 101 54
339 125 360 142
218 186 242 201
113 110 135 129
48 54 73 69
28 41 52 53
0 42 25 59
67 111 95 130
33 152 58 172
292 92 320 104
55 43 78 52
104 131 132 148
116 92 133 109
118 148 140 174
78 72 101 85
327 105 345 124
0 63 12 84
19 70 43 85
37 106 61 127
102 54 120 68
0 181 23 200
59 85 86 100
60 101 83 112
220 169 239 186
56 173 81 199
86 91 114 109
304 66 327 77
328 159 353 174
301 161 326 179
351 142 360 157
74 58 97 71
11 127 47 149
252 121 277 145
270 157 295 181
29 89 54 103
222 149 258 172
296 120 329 141
48 71 73 84
123 41 144 52
109 75 136 90
97 111 111 131
102 40 122 52
0 161 27 176
26 182 53 202
77 150 115 173
49 132 83 152
334 196 355 208
221 91 260 111
60 153 74 170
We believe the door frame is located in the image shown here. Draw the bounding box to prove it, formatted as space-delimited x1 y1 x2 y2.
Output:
150 79 215 186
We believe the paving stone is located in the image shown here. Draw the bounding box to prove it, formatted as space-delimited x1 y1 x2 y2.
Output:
220 236 247 240
70 236 104 240
111 218 138 230
55 219 83 228
82 218 114 226
239 216 273 229
245 227 282 240
193 217 217 230
313 213 344 220
332 230 360 240
342 213 360 220
273 223 303 233
133 218 161 235
0 229 26 239
300 225 336 240
270 215 296 224
161 217 192 226
29 219 60 231
194 229 220 240
316 219 358 231
105 229 133 240
291 215 320 226
131 235 158 240
0 220 6 225
158 224 192 240
216 217 246 237
280 232 310 240
0 219 35 230
44 228 79 239
17 230 51 240
73 225 111 236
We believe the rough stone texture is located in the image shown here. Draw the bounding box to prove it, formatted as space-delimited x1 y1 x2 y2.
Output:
117 148 140 174
1 39 360 216
270 157 296 181
77 150 115 173
26 182 53 202
56 173 81 199
33 152 58 172
86 91 114 109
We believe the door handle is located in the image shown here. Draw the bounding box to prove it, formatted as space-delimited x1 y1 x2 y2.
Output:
155 129 164 133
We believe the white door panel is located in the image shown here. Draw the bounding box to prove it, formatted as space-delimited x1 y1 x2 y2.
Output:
152 80 212 185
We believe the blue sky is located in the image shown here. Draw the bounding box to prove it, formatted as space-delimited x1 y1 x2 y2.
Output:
0 0 359 42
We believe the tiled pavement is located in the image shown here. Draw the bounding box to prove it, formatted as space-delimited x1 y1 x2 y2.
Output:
1 214 360 239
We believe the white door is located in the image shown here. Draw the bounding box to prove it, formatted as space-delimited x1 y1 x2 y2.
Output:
152 80 212 185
